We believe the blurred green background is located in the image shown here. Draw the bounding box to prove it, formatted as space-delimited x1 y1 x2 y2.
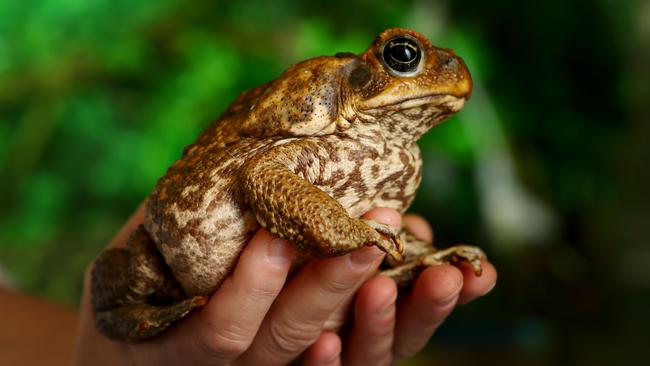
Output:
1 0 648 364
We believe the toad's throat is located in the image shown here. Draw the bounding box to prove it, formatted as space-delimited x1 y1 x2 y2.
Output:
362 95 466 125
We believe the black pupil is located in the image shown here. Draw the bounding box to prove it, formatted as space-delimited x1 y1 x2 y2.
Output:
383 37 421 73
391 44 416 63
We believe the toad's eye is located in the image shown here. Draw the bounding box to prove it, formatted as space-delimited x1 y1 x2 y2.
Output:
382 36 422 75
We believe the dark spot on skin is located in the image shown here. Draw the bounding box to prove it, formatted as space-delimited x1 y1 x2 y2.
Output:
347 145 379 162
403 159 415 182
376 170 404 192
348 65 372 91
371 164 380 178
327 146 341 162
399 151 410 166
185 218 202 238
347 163 368 198
316 168 344 187
400 191 416 207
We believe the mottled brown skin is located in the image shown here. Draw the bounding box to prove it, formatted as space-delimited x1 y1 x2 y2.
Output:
91 28 485 342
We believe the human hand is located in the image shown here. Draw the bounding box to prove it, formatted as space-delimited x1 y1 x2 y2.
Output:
71 206 390 365
302 210 497 366
71 206 496 366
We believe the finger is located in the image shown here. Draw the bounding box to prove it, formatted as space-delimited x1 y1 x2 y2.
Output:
457 260 497 305
236 247 383 365
321 208 402 330
236 209 401 366
303 331 342 366
344 276 397 366
151 228 293 365
392 265 463 361
403 214 433 243
367 207 402 230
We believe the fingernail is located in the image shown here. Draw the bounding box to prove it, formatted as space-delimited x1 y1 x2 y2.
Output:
349 247 384 270
267 238 292 267
483 281 497 295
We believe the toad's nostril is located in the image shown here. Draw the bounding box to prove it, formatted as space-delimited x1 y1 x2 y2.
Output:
441 55 459 70
436 49 459 71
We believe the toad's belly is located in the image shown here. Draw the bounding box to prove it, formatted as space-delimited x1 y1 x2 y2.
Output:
145 182 398 297
144 137 271 296
146 189 259 296
146 186 410 297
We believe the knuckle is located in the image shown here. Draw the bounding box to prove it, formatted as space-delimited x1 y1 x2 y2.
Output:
268 316 320 355
247 285 279 301
369 316 396 337
199 323 250 359
323 276 357 295
315 267 359 296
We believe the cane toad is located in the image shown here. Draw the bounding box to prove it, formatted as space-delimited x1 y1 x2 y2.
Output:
91 28 485 341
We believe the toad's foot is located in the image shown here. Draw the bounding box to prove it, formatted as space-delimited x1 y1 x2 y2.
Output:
380 244 485 288
95 296 207 342
362 219 404 262
423 245 485 276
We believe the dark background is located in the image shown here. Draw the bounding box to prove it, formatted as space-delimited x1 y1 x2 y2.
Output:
1 0 648 364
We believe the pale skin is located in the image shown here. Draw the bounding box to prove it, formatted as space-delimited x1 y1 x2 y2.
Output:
70 206 496 365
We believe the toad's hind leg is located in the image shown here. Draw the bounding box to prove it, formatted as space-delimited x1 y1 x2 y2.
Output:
380 227 485 288
91 225 207 341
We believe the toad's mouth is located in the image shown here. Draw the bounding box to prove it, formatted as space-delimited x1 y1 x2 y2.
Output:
394 94 465 111
363 93 466 116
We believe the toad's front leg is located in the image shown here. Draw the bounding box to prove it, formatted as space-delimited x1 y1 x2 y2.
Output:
238 140 403 261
